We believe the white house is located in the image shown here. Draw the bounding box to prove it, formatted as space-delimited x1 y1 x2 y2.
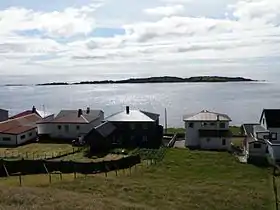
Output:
183 110 232 150
37 108 104 140
242 109 280 163
0 113 42 145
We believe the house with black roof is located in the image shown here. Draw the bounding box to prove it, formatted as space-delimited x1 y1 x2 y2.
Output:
84 106 163 152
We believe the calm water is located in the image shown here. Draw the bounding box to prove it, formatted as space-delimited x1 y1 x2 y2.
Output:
0 80 279 127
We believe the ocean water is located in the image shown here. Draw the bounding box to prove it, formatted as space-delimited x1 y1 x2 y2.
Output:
0 78 279 127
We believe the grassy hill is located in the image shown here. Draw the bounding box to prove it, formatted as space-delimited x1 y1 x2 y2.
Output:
0 149 273 210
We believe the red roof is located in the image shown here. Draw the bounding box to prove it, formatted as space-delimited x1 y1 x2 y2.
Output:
0 113 42 135
10 110 34 119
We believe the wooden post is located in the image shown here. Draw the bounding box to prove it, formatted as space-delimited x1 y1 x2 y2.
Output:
19 173 22 186
74 171 77 179
60 173 62 181
129 167 132 176
49 174 52 184
3 163 9 177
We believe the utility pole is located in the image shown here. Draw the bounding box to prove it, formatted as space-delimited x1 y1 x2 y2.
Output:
165 108 168 134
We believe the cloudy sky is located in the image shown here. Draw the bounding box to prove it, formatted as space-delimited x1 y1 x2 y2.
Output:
0 0 280 79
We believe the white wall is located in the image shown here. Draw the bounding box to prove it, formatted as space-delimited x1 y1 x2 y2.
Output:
200 137 231 150
185 121 230 147
0 129 37 146
248 142 267 158
0 134 17 145
260 114 267 129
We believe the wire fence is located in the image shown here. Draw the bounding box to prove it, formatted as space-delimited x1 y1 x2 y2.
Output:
0 147 83 161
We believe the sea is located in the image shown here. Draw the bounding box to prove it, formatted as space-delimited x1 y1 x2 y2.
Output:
1 72 280 127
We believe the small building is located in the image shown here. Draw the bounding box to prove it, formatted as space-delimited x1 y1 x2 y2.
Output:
37 108 104 140
183 110 232 150
85 106 163 151
242 109 280 164
0 109 8 122
0 113 42 145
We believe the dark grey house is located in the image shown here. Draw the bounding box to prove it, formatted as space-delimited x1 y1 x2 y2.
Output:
85 106 163 152
0 109 8 122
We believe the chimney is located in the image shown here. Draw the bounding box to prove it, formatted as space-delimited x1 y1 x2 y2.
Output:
86 107 90 114
32 106 36 113
126 106 130 115
78 109 83 117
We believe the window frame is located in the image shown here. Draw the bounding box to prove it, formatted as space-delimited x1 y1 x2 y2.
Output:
220 122 226 129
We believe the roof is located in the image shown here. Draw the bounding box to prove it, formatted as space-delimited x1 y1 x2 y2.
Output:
199 129 232 138
105 110 159 122
10 109 52 119
260 109 280 128
0 109 8 112
95 121 116 138
0 113 41 135
183 110 231 122
40 110 103 124
242 124 259 136
253 124 269 133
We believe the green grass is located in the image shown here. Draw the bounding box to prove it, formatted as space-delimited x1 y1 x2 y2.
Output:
231 137 244 148
230 126 242 136
0 143 74 160
166 127 185 134
0 148 273 210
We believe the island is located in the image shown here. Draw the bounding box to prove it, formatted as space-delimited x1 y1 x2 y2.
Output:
36 76 256 86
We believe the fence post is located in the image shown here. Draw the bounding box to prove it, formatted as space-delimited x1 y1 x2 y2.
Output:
60 172 62 181
49 174 52 184
129 166 132 176
19 173 22 186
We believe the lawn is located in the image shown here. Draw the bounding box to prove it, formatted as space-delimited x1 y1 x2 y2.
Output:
0 148 273 210
0 143 74 160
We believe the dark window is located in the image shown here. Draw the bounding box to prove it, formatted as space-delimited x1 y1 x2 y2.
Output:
143 124 148 129
222 139 226 145
143 136 148 142
201 122 207 127
210 122 215 126
130 124 135 130
20 135 26 140
77 125 80 130
206 138 211 142
189 123 194 128
220 123 226 128
65 125 69 132
3 137 11 141
254 143 261 149
29 132 32 137
58 125 61 130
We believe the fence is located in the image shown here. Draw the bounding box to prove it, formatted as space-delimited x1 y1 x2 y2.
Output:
0 147 83 161
0 154 141 177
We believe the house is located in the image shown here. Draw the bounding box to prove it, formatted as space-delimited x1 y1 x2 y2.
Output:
0 113 42 145
183 110 232 150
85 106 163 151
37 108 104 140
84 121 116 153
241 124 271 163
242 109 280 163
10 106 53 119
0 109 8 122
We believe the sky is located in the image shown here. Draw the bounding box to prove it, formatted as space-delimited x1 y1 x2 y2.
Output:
0 0 280 79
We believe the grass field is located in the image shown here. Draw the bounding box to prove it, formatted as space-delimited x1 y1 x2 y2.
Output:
0 148 273 210
0 143 74 160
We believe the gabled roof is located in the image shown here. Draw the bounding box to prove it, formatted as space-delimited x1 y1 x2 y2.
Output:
0 113 41 135
260 109 280 128
105 110 159 122
183 110 231 122
95 121 116 138
10 109 52 119
242 124 259 137
40 110 103 124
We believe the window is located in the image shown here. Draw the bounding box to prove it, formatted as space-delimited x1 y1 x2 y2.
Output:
29 132 32 137
263 118 265 125
143 136 148 142
222 139 226 146
58 125 61 130
189 123 194 128
254 143 261 149
206 138 211 142
65 125 69 132
201 122 207 127
130 124 135 130
3 137 11 141
210 122 215 126
143 124 148 130
76 125 80 130
220 123 226 128
20 135 26 140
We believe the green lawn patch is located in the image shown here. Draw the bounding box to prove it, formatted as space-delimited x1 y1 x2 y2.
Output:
0 148 273 210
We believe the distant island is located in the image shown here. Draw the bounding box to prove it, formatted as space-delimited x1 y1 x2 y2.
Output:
36 76 256 86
